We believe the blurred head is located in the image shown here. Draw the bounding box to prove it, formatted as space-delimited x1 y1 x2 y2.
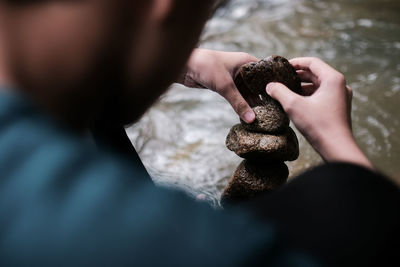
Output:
0 0 215 128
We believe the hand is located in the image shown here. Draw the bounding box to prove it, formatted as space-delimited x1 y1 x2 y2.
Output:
266 57 373 169
179 48 258 123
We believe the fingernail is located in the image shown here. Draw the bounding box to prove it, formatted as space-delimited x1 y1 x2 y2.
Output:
243 111 255 123
266 82 276 94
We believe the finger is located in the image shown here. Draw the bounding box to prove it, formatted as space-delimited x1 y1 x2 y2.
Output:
290 57 337 78
297 70 320 85
346 85 353 101
266 82 300 114
301 83 317 96
231 52 259 75
237 52 259 65
221 84 256 123
346 85 353 129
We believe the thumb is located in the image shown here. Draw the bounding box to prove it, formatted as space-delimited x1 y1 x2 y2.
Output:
266 82 299 113
223 88 256 123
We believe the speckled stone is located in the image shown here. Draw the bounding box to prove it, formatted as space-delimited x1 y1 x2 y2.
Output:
234 55 302 107
221 160 289 206
226 124 299 161
240 103 289 133
222 55 301 206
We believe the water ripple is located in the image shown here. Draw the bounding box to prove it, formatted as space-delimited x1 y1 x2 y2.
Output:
128 0 400 204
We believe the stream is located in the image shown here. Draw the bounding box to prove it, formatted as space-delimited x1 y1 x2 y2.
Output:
127 0 400 206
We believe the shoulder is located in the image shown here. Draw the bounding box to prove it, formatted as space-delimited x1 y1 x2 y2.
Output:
0 91 146 182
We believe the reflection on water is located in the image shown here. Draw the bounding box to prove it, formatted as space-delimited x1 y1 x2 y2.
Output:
128 0 400 205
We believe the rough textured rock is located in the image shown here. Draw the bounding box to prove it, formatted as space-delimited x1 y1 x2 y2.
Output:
221 55 301 207
234 55 302 107
240 103 289 133
221 160 289 206
226 124 299 161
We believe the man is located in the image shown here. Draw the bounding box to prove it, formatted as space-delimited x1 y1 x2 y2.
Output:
0 0 398 266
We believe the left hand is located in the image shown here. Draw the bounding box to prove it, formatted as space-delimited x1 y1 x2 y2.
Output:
266 57 372 169
179 48 258 123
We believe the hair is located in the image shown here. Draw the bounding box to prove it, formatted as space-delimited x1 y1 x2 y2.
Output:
0 0 59 5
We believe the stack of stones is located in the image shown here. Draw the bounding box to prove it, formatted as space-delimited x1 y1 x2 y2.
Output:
221 56 302 206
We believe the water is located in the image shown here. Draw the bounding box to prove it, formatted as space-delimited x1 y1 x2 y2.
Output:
127 0 400 205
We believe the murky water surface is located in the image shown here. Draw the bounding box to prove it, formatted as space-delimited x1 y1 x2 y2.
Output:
128 0 400 205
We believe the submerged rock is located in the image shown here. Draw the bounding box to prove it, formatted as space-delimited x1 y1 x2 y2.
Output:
226 124 299 161
221 160 289 206
234 55 302 107
240 103 289 133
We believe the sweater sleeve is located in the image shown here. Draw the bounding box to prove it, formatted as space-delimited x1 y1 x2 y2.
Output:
0 92 314 266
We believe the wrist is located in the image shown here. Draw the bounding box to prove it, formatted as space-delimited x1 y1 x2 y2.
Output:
176 49 205 88
312 127 374 170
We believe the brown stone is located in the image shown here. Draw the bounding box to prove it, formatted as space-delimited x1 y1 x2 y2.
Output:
240 103 289 133
221 160 288 206
222 55 301 206
226 124 299 161
234 55 302 107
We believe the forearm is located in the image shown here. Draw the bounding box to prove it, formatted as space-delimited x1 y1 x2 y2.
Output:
313 128 374 170
175 48 206 88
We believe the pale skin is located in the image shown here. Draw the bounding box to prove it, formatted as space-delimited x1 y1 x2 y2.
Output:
267 57 373 170
180 48 257 123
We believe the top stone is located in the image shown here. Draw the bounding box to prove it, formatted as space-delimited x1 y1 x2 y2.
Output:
234 55 302 107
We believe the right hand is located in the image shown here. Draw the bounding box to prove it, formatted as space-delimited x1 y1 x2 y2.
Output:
266 57 373 169
180 49 258 123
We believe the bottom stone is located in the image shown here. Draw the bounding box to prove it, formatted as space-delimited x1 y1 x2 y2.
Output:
221 160 289 206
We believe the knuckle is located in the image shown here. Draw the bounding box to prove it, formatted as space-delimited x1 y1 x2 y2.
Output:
336 72 346 83
326 72 346 85
309 57 323 64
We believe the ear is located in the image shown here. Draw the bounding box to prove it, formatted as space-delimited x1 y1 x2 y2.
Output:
151 0 174 21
